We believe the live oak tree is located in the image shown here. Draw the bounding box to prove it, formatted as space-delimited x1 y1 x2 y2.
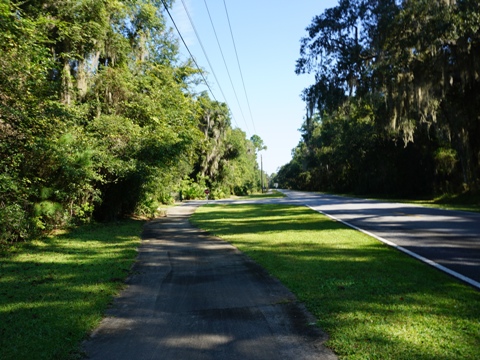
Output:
188 93 259 198
0 0 259 243
279 0 480 196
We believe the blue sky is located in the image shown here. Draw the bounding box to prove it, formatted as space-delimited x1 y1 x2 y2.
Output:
168 0 338 174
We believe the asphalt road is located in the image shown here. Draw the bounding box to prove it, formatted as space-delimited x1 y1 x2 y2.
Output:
279 190 480 289
82 202 336 360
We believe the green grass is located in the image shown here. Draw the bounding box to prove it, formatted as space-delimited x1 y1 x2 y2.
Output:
0 220 143 360
240 190 286 200
339 191 480 213
417 192 480 213
191 204 480 360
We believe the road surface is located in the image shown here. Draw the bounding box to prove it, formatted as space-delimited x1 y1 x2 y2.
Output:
279 190 480 289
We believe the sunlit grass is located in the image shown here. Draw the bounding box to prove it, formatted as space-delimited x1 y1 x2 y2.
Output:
191 204 480 360
235 189 286 200
0 220 143 360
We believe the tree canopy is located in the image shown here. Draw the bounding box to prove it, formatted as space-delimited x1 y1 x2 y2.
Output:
0 0 264 245
276 0 480 198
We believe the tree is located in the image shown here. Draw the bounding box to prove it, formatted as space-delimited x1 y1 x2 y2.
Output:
250 134 267 153
188 93 259 197
0 2 62 241
0 0 201 240
288 0 479 196
1 0 261 244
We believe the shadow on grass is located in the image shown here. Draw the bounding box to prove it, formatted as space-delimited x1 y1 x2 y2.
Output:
192 203 349 234
192 204 480 360
0 219 144 360
241 191 286 200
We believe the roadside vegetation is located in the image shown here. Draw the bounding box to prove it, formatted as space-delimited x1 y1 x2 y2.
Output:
323 191 480 213
275 1 480 202
235 190 286 200
1 1 267 249
191 203 480 360
3 0 478 358
0 220 143 360
411 193 480 213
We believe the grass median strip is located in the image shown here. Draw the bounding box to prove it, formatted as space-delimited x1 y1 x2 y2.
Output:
0 220 143 360
191 203 480 360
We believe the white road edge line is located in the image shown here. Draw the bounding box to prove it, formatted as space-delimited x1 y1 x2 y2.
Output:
305 205 480 291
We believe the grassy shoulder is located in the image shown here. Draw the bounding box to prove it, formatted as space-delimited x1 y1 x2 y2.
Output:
410 192 480 213
0 220 144 360
229 189 286 200
333 191 480 213
191 203 480 360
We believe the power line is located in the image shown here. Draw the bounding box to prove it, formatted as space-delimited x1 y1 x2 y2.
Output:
202 0 250 135
222 0 257 135
178 0 240 128
160 0 239 128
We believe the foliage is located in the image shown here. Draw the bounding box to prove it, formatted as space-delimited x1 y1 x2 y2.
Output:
189 92 261 197
250 134 267 152
0 1 260 243
179 176 208 200
279 0 480 198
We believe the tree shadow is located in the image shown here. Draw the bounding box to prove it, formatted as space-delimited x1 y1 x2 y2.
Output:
191 203 480 359
0 219 144 360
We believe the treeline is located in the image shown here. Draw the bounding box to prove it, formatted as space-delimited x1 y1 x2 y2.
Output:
275 0 479 198
0 1 262 245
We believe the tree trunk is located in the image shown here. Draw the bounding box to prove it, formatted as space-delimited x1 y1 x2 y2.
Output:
76 58 88 100
61 59 72 105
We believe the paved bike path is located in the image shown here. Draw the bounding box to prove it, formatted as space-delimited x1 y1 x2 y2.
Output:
82 202 336 360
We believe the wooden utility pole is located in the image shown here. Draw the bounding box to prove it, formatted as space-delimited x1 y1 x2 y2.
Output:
261 154 264 193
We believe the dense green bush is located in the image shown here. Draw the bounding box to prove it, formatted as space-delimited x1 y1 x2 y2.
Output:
0 1 262 244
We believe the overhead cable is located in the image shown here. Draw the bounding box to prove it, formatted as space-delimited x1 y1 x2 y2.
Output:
179 0 240 128
222 0 257 134
203 0 250 135
160 0 239 128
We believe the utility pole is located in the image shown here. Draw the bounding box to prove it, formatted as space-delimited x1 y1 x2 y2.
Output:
261 154 264 193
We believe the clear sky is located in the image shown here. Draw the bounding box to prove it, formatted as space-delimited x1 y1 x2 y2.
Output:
168 0 339 174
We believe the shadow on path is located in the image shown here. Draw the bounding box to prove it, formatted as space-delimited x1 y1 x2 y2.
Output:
82 202 336 360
